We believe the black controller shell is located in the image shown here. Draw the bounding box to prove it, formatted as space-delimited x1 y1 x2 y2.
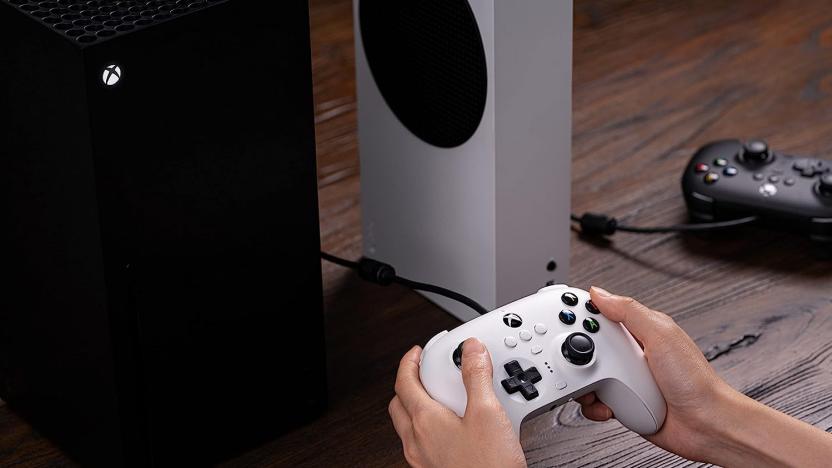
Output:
681 140 832 242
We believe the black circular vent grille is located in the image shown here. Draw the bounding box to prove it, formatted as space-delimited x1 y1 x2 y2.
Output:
359 0 487 148
4 0 226 44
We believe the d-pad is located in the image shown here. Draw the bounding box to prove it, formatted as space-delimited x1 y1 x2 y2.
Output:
500 360 542 401
794 158 830 177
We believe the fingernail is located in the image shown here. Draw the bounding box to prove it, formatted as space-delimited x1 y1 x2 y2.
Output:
463 337 486 356
591 286 613 298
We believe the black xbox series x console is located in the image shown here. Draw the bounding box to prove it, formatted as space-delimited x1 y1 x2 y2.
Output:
0 0 325 466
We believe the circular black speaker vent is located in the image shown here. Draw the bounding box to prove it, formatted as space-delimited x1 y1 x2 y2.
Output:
359 0 488 148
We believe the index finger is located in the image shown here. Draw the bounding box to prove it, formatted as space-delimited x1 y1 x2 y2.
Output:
589 286 661 346
394 345 441 415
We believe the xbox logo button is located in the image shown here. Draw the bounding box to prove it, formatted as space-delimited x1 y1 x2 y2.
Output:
102 64 122 86
759 183 777 198
502 313 523 328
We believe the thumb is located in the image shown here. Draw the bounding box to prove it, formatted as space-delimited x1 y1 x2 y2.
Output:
589 286 667 347
460 338 498 414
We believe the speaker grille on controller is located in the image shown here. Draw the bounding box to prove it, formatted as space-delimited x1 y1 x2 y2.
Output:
359 0 487 148
3 0 227 44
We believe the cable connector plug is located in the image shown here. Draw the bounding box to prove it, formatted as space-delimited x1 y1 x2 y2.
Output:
575 213 618 236
358 257 397 286
320 252 490 316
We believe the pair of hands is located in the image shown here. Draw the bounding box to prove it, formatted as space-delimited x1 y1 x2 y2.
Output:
388 287 832 467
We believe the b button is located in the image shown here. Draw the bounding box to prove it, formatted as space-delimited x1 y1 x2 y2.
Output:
585 300 600 314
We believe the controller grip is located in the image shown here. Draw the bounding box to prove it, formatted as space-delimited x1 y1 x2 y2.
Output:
595 378 667 435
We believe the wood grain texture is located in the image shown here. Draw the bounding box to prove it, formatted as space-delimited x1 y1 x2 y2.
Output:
2 0 832 466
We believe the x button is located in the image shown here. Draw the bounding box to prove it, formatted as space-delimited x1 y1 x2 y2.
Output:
500 361 542 401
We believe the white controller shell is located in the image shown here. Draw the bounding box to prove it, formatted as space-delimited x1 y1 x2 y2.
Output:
419 285 666 435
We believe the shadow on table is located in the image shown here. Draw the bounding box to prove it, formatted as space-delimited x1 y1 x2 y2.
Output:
574 225 832 278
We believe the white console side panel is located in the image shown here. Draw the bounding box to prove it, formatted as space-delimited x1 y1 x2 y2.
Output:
354 0 572 320
354 0 498 321
494 0 572 305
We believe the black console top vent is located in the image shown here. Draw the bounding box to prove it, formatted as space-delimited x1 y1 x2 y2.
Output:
3 0 227 45
359 0 488 148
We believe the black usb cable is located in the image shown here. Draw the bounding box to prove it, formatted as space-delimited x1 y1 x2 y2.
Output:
571 213 758 236
322 213 758 316
320 252 489 316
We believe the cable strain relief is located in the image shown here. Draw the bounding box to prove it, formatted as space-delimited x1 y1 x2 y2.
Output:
358 257 397 286
579 213 618 236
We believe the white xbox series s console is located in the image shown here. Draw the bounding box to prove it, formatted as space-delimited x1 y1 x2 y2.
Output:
354 0 574 321
420 285 667 435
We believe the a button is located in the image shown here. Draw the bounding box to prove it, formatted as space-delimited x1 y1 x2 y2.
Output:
585 300 600 314
559 310 576 325
714 158 728 167
501 361 543 401
561 333 595 365
502 313 523 328
723 166 738 177
534 323 548 335
555 381 567 390
754 173 765 181
583 318 600 333
504 336 518 348
519 330 532 341
561 292 579 307
695 163 710 173
769 175 781 183
759 183 778 198
704 172 720 184
785 178 796 186
531 345 542 355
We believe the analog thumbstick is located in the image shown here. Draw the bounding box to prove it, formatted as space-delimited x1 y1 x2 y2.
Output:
819 174 832 198
561 332 595 366
742 140 771 163
452 342 464 369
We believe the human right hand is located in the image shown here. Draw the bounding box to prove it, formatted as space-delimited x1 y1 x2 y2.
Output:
578 287 832 467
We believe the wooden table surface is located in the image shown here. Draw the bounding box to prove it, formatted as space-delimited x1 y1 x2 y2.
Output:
3 0 832 466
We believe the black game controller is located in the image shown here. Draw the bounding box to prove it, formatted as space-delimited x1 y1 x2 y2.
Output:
682 139 832 244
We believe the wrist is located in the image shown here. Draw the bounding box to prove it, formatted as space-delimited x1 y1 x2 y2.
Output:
699 385 763 466
702 385 832 467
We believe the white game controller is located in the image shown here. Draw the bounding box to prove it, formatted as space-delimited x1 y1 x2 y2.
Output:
419 285 666 436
